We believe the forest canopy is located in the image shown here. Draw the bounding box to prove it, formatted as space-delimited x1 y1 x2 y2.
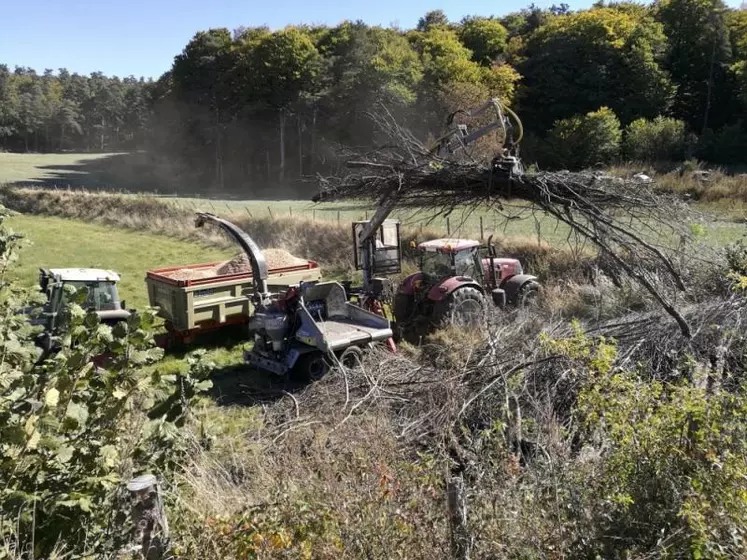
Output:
1 0 746 193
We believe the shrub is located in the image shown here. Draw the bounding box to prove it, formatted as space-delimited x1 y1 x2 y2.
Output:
623 116 688 162
0 204 212 557
726 238 747 292
546 107 622 170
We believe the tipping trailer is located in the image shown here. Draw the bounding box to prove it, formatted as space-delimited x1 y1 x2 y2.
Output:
145 259 322 347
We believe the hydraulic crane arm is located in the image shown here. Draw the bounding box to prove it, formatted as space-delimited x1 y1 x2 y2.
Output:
194 212 270 298
357 190 399 249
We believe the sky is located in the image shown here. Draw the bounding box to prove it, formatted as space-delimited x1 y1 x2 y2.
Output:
1 0 744 80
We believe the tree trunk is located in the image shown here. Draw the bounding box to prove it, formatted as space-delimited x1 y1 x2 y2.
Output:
279 108 286 183
310 106 317 173
298 112 303 178
702 35 718 136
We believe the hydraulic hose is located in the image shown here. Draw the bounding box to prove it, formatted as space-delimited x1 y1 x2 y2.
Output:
503 104 524 146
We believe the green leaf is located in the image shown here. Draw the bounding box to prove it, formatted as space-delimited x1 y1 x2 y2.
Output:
99 445 119 468
65 402 89 427
45 387 60 408
57 445 74 464
195 380 214 392
112 322 128 339
96 323 113 342
27 430 41 450
24 415 37 436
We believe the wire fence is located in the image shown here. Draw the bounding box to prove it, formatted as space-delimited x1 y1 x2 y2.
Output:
164 196 573 244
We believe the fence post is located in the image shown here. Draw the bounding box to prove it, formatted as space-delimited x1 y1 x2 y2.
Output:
337 210 341 224
479 216 484 242
126 474 169 559
446 217 451 236
447 476 471 560
289 205 292 217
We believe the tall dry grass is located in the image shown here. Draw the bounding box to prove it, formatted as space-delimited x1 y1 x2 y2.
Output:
608 163 747 219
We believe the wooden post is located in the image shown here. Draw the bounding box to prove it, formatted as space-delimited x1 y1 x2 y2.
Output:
127 474 169 559
447 217 451 236
447 476 471 560
337 210 341 224
289 205 292 217
479 216 484 241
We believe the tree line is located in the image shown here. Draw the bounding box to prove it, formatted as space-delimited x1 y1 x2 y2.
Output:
0 67 151 153
1 0 746 192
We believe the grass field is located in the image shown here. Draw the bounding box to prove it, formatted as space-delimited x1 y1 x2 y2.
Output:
8 214 232 308
8 214 244 372
2 152 744 248
0 152 119 185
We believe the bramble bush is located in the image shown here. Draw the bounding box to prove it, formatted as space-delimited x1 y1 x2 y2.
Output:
0 205 212 558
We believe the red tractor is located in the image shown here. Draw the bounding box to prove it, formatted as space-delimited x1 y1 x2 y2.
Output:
393 236 540 330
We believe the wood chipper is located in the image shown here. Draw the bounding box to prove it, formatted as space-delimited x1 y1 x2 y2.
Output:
194 213 394 380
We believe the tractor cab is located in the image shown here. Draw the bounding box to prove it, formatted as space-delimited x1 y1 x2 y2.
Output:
36 268 131 332
414 238 526 290
416 239 483 282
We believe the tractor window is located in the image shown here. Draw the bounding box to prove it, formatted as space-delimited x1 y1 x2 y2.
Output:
62 281 119 311
454 249 478 278
421 252 454 279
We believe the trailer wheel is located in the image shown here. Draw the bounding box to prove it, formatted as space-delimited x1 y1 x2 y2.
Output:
338 346 363 369
294 352 331 382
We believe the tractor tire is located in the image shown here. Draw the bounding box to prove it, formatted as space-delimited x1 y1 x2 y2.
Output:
518 282 541 308
432 286 486 328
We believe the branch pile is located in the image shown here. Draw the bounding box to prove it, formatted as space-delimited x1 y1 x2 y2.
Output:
313 109 716 337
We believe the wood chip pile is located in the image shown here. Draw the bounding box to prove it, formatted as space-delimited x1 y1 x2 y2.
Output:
163 248 308 281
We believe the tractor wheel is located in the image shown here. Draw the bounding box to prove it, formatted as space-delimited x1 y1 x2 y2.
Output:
338 346 364 369
432 286 486 328
518 282 541 308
